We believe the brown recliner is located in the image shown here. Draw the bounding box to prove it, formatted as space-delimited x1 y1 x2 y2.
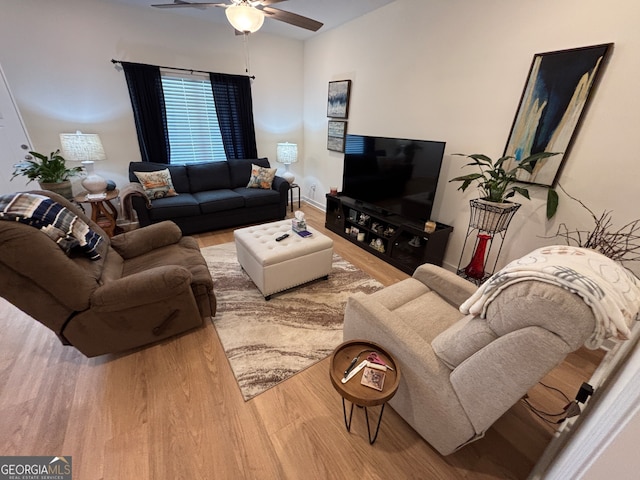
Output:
0 190 216 357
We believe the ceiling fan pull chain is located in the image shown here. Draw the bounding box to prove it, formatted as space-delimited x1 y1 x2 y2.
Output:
243 32 251 75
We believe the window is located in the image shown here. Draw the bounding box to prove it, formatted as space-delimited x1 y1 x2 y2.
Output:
344 134 365 155
160 72 226 164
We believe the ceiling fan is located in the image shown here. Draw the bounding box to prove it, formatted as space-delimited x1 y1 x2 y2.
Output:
151 0 324 34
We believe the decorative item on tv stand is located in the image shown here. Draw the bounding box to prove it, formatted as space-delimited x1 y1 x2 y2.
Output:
449 151 561 284
59 131 108 194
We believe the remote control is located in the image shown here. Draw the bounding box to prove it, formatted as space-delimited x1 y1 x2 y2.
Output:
275 233 289 242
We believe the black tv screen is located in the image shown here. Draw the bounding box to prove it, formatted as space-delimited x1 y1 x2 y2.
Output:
341 134 446 223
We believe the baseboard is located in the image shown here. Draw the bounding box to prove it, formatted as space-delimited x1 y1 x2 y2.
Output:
303 196 326 211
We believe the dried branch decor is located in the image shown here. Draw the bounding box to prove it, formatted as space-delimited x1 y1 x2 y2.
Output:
547 186 640 263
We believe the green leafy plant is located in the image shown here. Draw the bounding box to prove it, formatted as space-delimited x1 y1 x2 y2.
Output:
449 152 561 219
11 149 82 184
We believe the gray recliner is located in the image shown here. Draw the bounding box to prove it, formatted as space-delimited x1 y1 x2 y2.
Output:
343 262 600 455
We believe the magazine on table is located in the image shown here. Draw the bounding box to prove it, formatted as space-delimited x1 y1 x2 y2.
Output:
361 366 386 391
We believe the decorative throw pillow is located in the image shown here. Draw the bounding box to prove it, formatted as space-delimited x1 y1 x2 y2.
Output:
246 164 277 190
134 169 178 199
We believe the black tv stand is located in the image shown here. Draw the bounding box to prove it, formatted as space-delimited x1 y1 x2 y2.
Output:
355 201 392 217
325 194 453 275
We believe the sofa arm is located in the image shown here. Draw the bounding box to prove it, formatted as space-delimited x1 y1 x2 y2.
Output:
272 176 290 195
91 265 193 310
110 221 183 259
413 264 477 307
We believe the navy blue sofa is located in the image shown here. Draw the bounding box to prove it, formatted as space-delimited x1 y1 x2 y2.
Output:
127 158 290 235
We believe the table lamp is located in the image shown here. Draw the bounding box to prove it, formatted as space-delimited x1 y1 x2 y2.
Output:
276 142 298 184
59 131 107 194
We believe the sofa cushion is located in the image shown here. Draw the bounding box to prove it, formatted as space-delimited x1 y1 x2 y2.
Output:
187 162 232 192
233 187 280 208
134 169 179 199
193 190 245 214
228 158 270 188
129 162 190 193
147 194 200 221
246 164 277 190
431 316 497 369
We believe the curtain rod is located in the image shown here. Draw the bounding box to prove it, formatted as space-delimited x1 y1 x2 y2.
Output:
110 59 255 80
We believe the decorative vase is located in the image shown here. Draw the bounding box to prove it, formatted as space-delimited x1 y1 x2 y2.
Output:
464 233 492 279
38 180 73 200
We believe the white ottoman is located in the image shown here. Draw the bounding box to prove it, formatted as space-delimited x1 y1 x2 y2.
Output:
234 219 334 299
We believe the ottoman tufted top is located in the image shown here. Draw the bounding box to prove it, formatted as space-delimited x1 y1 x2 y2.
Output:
234 219 334 267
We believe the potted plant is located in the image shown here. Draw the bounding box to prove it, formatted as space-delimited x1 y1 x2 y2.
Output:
450 151 560 282
449 151 561 219
11 149 82 199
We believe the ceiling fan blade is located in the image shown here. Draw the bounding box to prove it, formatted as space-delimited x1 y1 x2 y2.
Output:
261 6 323 32
257 0 288 5
151 1 226 8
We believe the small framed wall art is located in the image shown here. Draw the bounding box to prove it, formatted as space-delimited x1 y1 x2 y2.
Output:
327 80 351 119
327 120 347 152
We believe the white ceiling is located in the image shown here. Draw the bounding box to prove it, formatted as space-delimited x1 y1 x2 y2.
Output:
108 0 395 40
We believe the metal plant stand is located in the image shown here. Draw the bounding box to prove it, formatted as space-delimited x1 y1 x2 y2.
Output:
456 199 521 285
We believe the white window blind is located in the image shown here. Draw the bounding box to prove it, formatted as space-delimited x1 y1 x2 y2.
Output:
160 73 226 164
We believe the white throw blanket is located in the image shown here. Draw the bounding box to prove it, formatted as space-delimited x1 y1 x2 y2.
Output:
460 246 640 349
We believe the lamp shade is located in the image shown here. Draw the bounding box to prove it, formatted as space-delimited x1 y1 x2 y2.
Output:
59 131 106 162
225 3 265 33
276 142 298 165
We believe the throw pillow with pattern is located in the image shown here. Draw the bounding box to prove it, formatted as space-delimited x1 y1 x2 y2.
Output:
134 169 178 199
246 164 277 190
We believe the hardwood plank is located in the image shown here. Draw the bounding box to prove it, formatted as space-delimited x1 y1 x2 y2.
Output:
0 202 604 480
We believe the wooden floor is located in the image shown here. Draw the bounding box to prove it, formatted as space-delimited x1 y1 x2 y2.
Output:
0 203 604 479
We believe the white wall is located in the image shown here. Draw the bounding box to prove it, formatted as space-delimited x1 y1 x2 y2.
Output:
303 0 640 274
0 0 304 194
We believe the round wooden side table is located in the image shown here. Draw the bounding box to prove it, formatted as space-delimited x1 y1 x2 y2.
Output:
329 339 401 444
74 189 120 237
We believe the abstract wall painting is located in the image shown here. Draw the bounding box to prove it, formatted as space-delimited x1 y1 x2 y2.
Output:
327 80 351 119
327 120 347 152
503 43 613 187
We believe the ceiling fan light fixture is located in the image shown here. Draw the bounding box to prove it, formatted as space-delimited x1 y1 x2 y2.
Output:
225 4 265 33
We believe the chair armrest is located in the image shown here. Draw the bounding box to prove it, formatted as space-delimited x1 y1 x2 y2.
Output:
91 265 192 310
110 221 183 259
412 264 477 307
450 327 571 434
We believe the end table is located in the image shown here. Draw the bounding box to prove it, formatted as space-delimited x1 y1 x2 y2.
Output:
289 183 301 212
74 189 120 237
329 339 401 444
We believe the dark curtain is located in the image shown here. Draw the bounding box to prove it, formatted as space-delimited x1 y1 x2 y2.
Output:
122 62 170 164
210 73 258 159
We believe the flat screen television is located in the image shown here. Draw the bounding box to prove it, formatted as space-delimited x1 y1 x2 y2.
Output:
341 134 446 223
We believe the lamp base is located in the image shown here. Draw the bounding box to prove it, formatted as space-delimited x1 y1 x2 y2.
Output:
281 171 295 184
81 161 108 194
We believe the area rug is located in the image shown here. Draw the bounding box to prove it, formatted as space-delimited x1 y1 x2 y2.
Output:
200 242 383 401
